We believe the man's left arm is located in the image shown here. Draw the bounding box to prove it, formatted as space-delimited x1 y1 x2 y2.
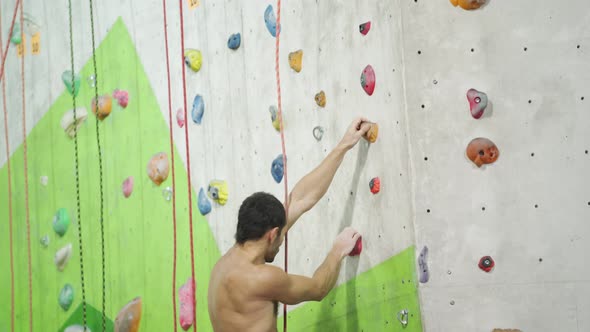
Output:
284 117 373 233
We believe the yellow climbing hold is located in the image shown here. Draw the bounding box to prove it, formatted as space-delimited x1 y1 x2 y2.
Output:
208 180 229 206
269 105 281 132
450 0 486 10
315 91 326 107
288 50 303 73
184 49 202 72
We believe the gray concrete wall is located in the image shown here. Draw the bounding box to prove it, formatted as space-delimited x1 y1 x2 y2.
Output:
1 0 589 331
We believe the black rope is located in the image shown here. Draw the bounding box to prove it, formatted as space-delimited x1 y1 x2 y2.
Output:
87 0 106 331
67 0 87 327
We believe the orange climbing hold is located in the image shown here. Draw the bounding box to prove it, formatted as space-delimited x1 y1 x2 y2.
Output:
364 123 379 143
466 138 499 167
450 0 487 10
315 91 326 107
288 50 303 73
91 94 112 121
114 297 142 332
147 152 170 186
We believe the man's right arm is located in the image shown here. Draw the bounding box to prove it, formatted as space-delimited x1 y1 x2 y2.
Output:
256 228 361 305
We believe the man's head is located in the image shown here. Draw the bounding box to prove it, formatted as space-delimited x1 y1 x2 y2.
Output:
236 192 286 262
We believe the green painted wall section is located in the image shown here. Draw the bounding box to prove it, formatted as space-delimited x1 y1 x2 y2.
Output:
0 18 423 332
278 246 423 332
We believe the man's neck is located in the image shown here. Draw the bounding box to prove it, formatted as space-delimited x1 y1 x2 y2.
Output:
233 242 266 265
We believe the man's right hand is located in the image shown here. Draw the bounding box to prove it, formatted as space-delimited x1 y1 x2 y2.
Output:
333 227 362 258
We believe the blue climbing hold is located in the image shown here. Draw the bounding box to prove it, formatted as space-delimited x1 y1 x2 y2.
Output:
228 33 241 50
271 154 284 183
264 5 278 37
191 94 204 124
198 188 212 215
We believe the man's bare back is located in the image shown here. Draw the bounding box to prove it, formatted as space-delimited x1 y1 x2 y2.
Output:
208 246 279 332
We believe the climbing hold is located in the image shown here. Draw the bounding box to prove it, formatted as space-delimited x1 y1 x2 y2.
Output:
369 177 381 194
361 65 376 96
227 33 241 50
418 246 429 283
359 21 371 35
114 297 142 332
288 50 303 73
184 49 202 72
53 208 70 237
397 309 409 328
198 188 212 215
478 256 495 272
40 235 50 247
58 284 74 311
55 243 72 271
87 75 96 88
264 5 278 37
208 180 229 205
312 126 325 141
269 106 281 132
65 325 91 332
191 94 205 124
10 22 22 44
91 95 113 121
147 152 170 186
450 0 487 10
364 123 379 143
466 138 499 167
40 175 49 186
162 186 173 201
179 278 195 331
271 155 285 183
315 91 326 108
62 70 81 97
60 108 88 138
176 108 185 128
113 89 129 108
467 88 488 119
348 236 363 256
122 176 134 198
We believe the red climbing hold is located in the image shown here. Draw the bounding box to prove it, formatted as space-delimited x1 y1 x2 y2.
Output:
359 21 371 35
369 177 381 194
349 236 363 256
478 256 495 272
361 65 376 96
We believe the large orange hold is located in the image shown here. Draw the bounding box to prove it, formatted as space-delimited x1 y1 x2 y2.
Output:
466 137 499 167
114 297 142 332
147 152 170 186
364 123 379 143
91 94 113 121
450 0 487 10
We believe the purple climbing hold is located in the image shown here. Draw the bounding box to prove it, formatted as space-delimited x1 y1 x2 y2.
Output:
359 21 371 35
271 154 284 183
418 246 429 283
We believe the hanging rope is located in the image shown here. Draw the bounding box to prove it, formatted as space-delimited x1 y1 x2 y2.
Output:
0 6 16 332
161 0 179 330
178 1 198 329
87 0 107 330
67 0 88 328
0 0 20 83
273 1 290 330
17 1 34 330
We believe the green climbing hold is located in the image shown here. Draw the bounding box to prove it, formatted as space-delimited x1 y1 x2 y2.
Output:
59 284 74 311
53 208 70 237
10 23 22 45
62 70 81 97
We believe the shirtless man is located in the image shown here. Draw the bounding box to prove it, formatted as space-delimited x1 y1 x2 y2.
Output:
208 117 372 332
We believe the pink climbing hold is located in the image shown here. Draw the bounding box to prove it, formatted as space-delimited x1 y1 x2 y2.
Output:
176 108 185 128
467 88 488 119
122 176 134 198
359 21 371 35
179 278 195 331
361 65 376 96
349 236 363 256
113 89 129 108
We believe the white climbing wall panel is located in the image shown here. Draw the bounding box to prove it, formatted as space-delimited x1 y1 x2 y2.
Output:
1 0 589 331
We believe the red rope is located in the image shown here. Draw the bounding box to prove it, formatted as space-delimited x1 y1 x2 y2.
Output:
18 1 33 330
0 7 15 332
178 1 197 330
0 0 21 83
162 0 178 330
274 1 290 330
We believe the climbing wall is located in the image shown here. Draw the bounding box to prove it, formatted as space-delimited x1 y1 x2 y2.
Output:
401 0 590 331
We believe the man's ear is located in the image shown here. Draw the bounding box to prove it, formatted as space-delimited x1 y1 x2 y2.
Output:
268 227 280 243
